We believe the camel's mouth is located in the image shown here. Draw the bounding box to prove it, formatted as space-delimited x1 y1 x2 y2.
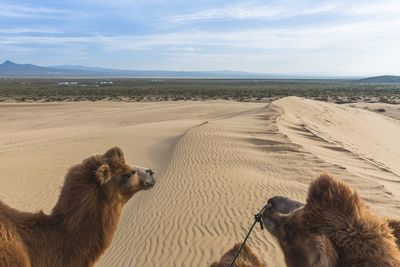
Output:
140 179 155 189
260 201 277 230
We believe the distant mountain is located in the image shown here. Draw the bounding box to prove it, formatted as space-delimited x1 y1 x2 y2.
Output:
52 64 271 78
0 60 360 79
0 60 276 78
0 60 60 76
358 75 400 83
0 60 90 77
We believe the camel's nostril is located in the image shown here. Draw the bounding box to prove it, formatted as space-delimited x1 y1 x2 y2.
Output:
142 180 155 189
146 169 155 175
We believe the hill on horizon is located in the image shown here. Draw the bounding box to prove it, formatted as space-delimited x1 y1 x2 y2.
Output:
357 75 400 83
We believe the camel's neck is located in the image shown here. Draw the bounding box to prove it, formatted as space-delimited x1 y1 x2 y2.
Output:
62 202 121 264
28 198 124 266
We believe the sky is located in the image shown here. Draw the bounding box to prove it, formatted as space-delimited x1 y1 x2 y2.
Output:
1 0 400 76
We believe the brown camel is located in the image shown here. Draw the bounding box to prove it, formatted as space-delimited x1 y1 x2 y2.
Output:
210 243 266 267
0 147 155 267
262 173 400 267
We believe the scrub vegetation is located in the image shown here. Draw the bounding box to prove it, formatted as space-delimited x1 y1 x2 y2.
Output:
0 78 399 103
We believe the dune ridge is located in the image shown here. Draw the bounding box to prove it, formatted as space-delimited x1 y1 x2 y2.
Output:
275 97 400 212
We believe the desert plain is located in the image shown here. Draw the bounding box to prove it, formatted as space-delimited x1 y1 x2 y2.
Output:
1 97 400 266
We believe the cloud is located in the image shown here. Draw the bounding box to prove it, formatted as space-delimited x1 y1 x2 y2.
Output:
0 11 400 50
168 4 332 23
166 0 400 23
2 14 399 53
0 28 62 34
166 46 202 52
342 0 400 16
0 2 79 18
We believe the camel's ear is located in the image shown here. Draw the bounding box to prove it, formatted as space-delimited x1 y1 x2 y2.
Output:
96 164 111 185
104 147 125 167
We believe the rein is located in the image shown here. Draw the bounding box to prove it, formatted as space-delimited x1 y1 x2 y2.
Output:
229 204 268 267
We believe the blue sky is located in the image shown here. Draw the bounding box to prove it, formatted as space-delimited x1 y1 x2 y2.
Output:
1 0 400 75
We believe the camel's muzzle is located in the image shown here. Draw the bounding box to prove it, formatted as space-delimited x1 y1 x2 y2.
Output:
135 167 156 189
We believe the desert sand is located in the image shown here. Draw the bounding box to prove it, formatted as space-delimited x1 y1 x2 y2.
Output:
1 97 400 266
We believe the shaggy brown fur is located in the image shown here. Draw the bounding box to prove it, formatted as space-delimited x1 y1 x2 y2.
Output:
261 196 338 267
262 173 400 267
305 174 400 266
210 243 266 267
388 219 400 248
0 147 155 267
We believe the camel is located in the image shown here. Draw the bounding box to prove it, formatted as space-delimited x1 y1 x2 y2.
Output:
210 243 266 267
0 147 155 267
261 173 400 267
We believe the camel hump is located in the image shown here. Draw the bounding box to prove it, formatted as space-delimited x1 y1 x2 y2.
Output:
210 243 266 267
305 173 363 234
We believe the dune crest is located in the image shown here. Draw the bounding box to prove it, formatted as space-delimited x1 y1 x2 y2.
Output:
275 97 400 212
275 97 400 175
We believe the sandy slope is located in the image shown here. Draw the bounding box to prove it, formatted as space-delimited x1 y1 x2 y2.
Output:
275 97 400 213
1 98 400 267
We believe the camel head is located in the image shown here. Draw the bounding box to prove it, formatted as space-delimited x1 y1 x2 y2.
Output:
53 146 156 220
101 147 156 201
260 196 338 267
261 196 303 236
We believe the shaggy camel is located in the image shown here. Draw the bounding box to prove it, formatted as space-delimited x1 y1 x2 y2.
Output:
210 243 266 267
0 147 155 267
262 173 400 267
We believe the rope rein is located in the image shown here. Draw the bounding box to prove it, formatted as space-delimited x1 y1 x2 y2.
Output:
229 205 267 267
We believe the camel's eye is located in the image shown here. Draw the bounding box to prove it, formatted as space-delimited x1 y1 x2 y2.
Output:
122 172 132 180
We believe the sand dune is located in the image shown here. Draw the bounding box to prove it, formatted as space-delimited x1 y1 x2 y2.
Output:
1 98 400 266
275 97 400 214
